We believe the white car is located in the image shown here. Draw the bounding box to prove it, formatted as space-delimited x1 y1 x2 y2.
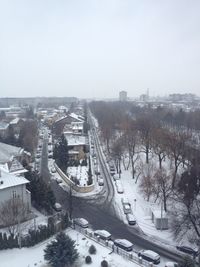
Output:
98 178 104 186
73 218 89 228
165 262 178 267
51 167 56 173
126 214 136 225
94 230 111 240
53 202 62 212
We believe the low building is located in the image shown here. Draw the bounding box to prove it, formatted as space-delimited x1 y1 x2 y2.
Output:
0 169 31 210
0 122 9 138
65 134 88 160
9 118 24 135
151 208 168 230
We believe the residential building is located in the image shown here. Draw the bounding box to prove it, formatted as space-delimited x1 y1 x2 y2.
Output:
119 91 127 101
0 169 31 210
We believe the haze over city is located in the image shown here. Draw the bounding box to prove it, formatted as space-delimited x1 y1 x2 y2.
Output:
0 0 200 98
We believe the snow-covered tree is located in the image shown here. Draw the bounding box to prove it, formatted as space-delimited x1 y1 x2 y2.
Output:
44 232 79 267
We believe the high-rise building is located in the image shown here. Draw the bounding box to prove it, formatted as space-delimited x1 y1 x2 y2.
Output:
119 91 127 101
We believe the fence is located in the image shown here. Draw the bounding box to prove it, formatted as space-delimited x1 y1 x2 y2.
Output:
54 163 94 193
73 224 156 267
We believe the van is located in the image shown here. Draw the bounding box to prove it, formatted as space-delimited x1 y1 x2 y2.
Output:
94 230 111 240
73 218 89 228
114 239 133 252
138 250 160 265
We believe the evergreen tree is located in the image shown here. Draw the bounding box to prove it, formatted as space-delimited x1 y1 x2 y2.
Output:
3 233 8 249
53 134 69 172
179 256 195 267
0 232 3 249
44 232 79 267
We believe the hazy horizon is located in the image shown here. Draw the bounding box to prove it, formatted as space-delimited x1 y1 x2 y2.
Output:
0 0 200 98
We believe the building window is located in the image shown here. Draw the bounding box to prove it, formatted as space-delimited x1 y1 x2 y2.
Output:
12 190 17 198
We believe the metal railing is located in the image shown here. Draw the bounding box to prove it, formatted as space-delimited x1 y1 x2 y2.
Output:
73 224 155 267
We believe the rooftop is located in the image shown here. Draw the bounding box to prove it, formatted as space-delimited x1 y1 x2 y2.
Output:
0 169 29 190
0 142 24 164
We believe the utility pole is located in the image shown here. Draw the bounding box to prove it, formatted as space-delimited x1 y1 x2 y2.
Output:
69 185 73 220
160 200 163 231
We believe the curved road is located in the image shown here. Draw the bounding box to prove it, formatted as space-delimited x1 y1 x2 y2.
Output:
40 120 185 264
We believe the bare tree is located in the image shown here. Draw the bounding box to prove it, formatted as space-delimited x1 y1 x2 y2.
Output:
139 162 156 201
122 120 140 178
152 128 167 169
137 116 155 164
153 168 173 212
0 198 29 236
166 131 190 188
111 138 124 177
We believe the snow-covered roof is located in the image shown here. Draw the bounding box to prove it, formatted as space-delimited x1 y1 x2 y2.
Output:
0 122 9 130
152 208 168 219
0 142 24 164
0 170 29 190
69 113 84 122
9 117 23 125
66 135 86 146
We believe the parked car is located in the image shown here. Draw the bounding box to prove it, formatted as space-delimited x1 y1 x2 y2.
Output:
53 202 62 212
165 262 178 267
121 197 130 205
51 167 56 173
176 245 198 257
138 250 160 265
73 218 89 228
94 230 111 240
110 168 115 175
56 178 62 184
114 239 133 252
116 182 124 194
113 174 120 181
98 178 104 186
123 203 132 214
126 214 136 225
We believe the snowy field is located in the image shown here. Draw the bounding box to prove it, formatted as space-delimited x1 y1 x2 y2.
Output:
0 228 141 267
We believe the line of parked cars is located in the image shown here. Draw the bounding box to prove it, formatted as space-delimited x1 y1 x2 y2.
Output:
72 217 200 266
72 217 161 265
121 197 136 225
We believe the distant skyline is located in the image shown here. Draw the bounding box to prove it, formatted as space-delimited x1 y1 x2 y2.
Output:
0 0 200 98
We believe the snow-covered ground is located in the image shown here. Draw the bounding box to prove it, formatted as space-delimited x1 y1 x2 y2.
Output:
0 228 141 267
112 168 176 247
67 166 88 186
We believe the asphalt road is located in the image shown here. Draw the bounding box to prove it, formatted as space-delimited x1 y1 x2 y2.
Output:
39 122 186 264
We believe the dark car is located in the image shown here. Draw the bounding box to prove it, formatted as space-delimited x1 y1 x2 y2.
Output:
176 246 198 257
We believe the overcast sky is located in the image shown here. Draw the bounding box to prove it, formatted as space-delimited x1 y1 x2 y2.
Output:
0 0 200 99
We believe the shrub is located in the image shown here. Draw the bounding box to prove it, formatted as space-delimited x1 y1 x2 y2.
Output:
89 244 96 254
85 255 92 264
101 260 108 267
